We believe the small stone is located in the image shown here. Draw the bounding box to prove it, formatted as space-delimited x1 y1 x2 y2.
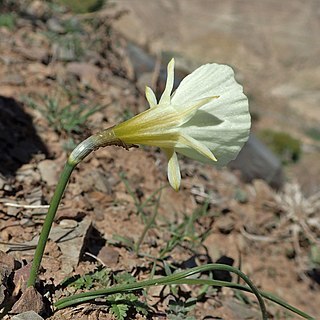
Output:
12 311 44 320
59 219 78 229
3 184 13 192
25 1 50 19
6 206 20 217
11 287 45 314
97 246 120 267
38 160 59 187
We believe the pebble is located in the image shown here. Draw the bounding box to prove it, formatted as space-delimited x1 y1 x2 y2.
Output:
12 311 44 320
37 159 59 187
59 219 78 229
97 246 120 267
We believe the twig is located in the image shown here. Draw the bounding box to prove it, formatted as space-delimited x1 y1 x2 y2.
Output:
4 202 50 209
84 252 107 267
240 227 278 243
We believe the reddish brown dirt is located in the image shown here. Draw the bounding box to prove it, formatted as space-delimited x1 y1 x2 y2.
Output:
0 2 319 319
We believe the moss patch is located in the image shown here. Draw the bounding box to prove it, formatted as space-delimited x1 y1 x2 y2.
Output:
56 0 105 13
258 129 301 164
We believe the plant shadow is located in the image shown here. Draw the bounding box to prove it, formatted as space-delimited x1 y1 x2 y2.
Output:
0 96 48 176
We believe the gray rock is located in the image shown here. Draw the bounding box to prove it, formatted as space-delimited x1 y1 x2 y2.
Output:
229 134 284 189
12 311 44 320
38 159 59 187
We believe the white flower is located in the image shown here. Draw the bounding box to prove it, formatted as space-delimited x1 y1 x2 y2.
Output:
110 58 250 190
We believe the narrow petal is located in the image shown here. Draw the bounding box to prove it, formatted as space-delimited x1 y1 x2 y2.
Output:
159 58 175 105
175 96 219 126
145 86 157 108
163 148 181 191
177 134 217 163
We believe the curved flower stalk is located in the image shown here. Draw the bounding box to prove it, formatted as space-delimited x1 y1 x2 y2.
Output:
72 59 250 190
28 59 250 287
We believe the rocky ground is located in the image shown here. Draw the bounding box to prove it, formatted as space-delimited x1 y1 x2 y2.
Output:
0 1 319 319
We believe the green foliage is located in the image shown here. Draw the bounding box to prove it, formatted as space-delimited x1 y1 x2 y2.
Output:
258 129 301 164
0 13 15 29
111 234 135 251
46 31 85 61
167 297 197 320
305 127 320 142
107 292 148 320
114 173 168 253
26 95 103 136
57 263 315 319
108 295 129 320
113 272 136 285
234 188 248 203
310 244 320 266
160 201 211 259
65 269 148 319
67 267 111 290
41 17 85 61
56 0 105 13
70 273 95 290
119 172 165 219
106 272 149 319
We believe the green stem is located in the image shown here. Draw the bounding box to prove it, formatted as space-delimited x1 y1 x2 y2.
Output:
27 127 120 287
134 190 161 254
27 162 76 287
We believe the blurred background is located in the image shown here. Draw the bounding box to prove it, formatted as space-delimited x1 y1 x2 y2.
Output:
0 1 319 319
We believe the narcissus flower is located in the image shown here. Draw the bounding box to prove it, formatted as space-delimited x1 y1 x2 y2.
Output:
70 59 250 190
113 59 250 190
